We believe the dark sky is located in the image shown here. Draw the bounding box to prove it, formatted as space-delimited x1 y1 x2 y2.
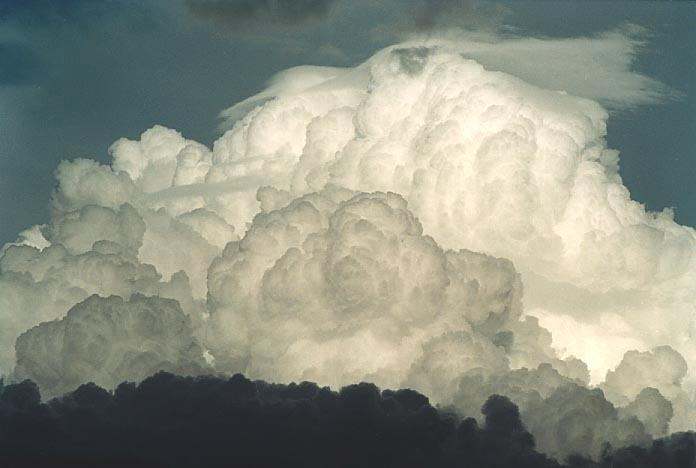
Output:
0 0 694 246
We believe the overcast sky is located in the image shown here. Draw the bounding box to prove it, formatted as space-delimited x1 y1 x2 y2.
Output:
1 0 694 246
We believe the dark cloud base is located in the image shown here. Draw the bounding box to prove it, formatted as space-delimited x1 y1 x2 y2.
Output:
0 372 693 468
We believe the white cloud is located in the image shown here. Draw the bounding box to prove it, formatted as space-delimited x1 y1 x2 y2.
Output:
205 186 554 395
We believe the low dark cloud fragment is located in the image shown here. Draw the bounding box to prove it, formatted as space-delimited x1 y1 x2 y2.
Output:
1 372 694 468
482 394 525 438
186 0 336 28
0 379 40 411
0 373 556 468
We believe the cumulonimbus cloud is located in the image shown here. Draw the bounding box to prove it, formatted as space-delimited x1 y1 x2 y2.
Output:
0 31 694 458
211 37 694 391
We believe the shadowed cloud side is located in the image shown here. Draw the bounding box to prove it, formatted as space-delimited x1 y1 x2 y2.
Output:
1 372 694 468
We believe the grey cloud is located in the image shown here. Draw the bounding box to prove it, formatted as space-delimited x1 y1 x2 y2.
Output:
600 346 696 433
0 374 562 467
450 365 657 460
14 294 211 398
619 387 674 438
524 384 651 460
1 371 694 467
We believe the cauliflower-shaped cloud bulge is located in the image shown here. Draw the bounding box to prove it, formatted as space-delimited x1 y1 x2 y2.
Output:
204 45 692 288
523 384 651 460
17 40 691 387
14 294 210 398
206 186 564 399
450 364 670 459
208 44 696 387
72 41 694 388
0 203 206 374
601 346 695 432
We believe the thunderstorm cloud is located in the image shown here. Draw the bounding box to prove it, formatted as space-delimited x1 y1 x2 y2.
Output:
0 29 694 464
